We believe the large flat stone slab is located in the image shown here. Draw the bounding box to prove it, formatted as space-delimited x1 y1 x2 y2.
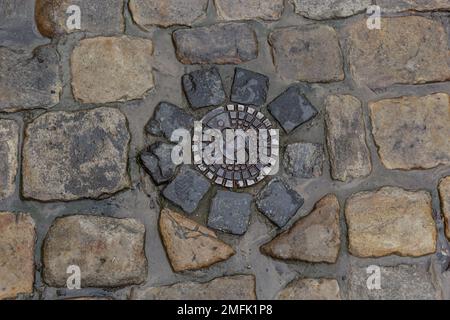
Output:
0 120 19 200
22 107 131 201
276 278 341 300
215 0 284 21
291 0 371 20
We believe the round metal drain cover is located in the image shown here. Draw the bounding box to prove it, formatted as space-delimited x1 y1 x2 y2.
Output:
193 104 278 188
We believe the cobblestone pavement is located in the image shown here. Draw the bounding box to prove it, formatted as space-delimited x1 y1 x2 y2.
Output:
1 0 450 300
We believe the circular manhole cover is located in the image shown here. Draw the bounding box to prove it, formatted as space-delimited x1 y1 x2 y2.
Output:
193 104 278 188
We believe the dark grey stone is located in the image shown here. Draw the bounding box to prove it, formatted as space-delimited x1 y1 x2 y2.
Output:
182 67 226 109
256 179 304 228
231 68 269 106
140 142 179 185
145 102 194 140
268 87 318 134
207 190 253 235
163 167 211 214
283 142 324 179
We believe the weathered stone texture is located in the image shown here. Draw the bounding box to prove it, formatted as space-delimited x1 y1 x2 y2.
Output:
439 177 450 239
231 68 269 106
132 275 256 300
291 0 371 20
173 23 258 64
376 0 450 13
182 67 226 109
43 215 147 288
0 213 35 300
283 142 324 179
215 0 284 21
344 16 450 88
22 108 131 201
140 142 179 185
276 278 341 300
325 95 371 182
0 120 19 200
345 187 436 257
145 102 194 140
369 93 450 170
71 36 154 103
269 25 344 82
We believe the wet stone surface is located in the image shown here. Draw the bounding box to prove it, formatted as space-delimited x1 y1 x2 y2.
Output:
231 68 269 106
140 142 179 185
283 142 324 179
145 102 194 140
182 67 226 109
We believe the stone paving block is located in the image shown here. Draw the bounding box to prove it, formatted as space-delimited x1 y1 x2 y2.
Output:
129 0 208 28
159 209 235 272
0 213 35 300
283 142 324 179
207 190 253 235
256 179 304 228
22 107 131 201
215 0 284 21
439 176 450 240
369 93 450 170
231 68 269 106
182 67 226 109
325 95 371 182
276 278 341 300
145 102 194 140
375 0 450 12
43 215 147 288
344 16 450 88
173 23 258 64
131 275 256 300
140 142 179 185
0 46 61 111
345 187 436 257
269 25 344 82
268 87 318 134
0 120 19 200
291 0 371 20
71 36 154 103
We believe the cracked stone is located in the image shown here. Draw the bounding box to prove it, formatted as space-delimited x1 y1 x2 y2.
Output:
375 0 450 12
276 278 341 300
283 142 324 179
291 0 371 20
145 102 194 140
0 120 19 200
268 86 318 134
140 142 179 185
173 23 258 64
159 209 235 272
22 107 131 201
182 67 226 109
256 179 304 228
0 46 61 111
343 16 450 88
129 0 208 28
207 190 253 235
35 0 124 37
231 68 269 106
262 194 340 263
269 25 344 82
131 275 256 299
215 0 284 21
345 187 436 257
43 215 147 288
369 93 450 170
439 177 450 240
325 95 372 182
0 213 35 300
71 36 154 103
162 167 211 214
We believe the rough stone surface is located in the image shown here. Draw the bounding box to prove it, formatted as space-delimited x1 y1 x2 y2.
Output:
283 142 324 179
35 0 124 37
439 176 450 240
162 167 211 214
348 264 436 300
159 209 235 272
325 95 371 182
376 0 450 13
369 93 450 170
0 213 35 300
173 23 258 64
344 16 450 88
256 179 304 228
269 25 344 82
268 87 318 134
145 102 194 140
71 36 154 103
182 67 226 109
22 108 131 201
43 215 147 288
276 278 341 300
215 0 284 21
0 120 19 200
0 46 61 111
291 0 371 20
262 194 340 263
345 187 436 257
132 275 256 300
207 190 253 235
140 142 179 185
129 0 208 28
231 68 269 106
